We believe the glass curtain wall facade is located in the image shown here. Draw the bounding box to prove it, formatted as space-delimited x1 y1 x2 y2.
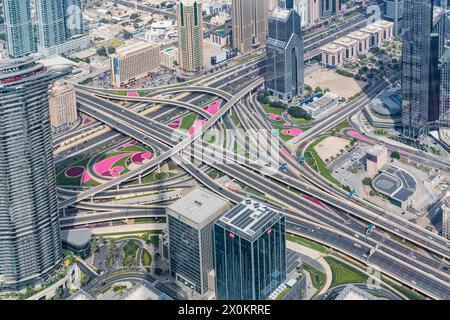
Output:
266 7 304 102
0 57 70 290
214 212 286 300
4 0 36 58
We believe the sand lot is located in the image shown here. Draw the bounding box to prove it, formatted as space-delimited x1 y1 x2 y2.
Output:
305 68 365 99
314 136 351 162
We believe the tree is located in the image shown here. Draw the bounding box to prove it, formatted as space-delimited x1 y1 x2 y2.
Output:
362 177 373 186
314 86 322 93
107 46 116 54
96 47 107 57
287 106 312 120
123 30 133 40
391 151 401 160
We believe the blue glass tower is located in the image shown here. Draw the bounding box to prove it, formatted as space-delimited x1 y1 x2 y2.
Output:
214 199 286 300
266 6 304 102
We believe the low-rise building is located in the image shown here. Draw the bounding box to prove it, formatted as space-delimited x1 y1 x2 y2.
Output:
300 92 340 118
160 46 178 69
347 31 370 54
333 37 358 61
320 43 344 68
365 145 388 176
110 41 160 88
49 82 78 133
372 20 395 42
360 24 384 47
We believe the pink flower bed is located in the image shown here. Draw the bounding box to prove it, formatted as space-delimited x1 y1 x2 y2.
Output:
203 99 222 116
169 119 182 129
188 119 206 135
131 152 153 163
82 172 92 184
281 128 304 137
127 91 139 97
94 153 131 176
347 130 375 144
282 122 292 127
65 166 85 178
269 114 283 122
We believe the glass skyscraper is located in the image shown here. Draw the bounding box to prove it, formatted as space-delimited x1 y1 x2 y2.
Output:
0 56 70 290
36 0 67 49
4 0 36 58
214 199 286 300
266 6 304 102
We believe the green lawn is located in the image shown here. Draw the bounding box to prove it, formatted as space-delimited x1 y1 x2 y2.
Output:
382 278 425 300
262 103 285 115
122 240 139 267
303 263 327 290
290 117 313 126
286 234 328 253
305 136 342 186
329 119 352 133
141 249 152 268
230 112 240 127
180 113 198 131
324 256 368 287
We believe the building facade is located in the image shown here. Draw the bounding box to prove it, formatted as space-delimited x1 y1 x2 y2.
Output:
0 56 70 290
167 188 230 295
440 50 450 123
177 0 204 75
401 0 434 137
384 0 403 36
231 0 268 54
442 192 450 240
4 0 36 58
110 42 161 88
214 199 286 300
49 82 78 132
266 6 304 102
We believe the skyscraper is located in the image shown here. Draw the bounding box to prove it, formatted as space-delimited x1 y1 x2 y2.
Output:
166 188 230 295
214 199 286 300
3 0 36 58
401 0 433 137
440 50 450 123
231 0 268 54
320 0 340 18
177 0 204 76
266 6 304 102
401 2 447 137
36 0 67 49
0 56 70 290
63 0 84 39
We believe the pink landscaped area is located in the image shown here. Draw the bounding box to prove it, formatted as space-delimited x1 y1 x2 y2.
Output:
269 114 283 122
188 119 206 135
131 152 153 163
203 99 222 116
169 119 182 129
282 122 292 127
281 128 304 137
82 172 92 184
94 153 131 176
127 91 139 97
347 130 375 144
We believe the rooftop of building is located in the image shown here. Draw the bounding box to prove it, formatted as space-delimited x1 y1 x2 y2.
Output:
216 198 284 240
123 283 172 300
270 6 291 21
347 30 371 40
301 92 339 110
365 144 388 157
361 24 383 33
372 20 395 29
333 36 358 46
321 43 344 53
167 187 229 227
372 164 417 202
61 228 92 247
334 284 381 300
446 191 450 206
115 41 160 57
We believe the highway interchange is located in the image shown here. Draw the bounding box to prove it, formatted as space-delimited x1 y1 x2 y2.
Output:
54 13 450 299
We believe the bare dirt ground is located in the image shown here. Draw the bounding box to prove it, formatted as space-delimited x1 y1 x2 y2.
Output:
305 68 365 99
314 136 350 161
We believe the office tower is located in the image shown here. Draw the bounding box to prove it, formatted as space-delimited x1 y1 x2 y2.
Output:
3 0 36 58
64 0 84 39
384 0 403 36
440 50 450 123
231 0 268 54
36 0 67 49
110 42 161 88
442 192 450 240
166 188 230 295
214 199 286 300
0 56 70 290
177 0 204 76
282 0 308 26
401 0 434 137
320 0 339 18
308 0 321 24
266 6 304 102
